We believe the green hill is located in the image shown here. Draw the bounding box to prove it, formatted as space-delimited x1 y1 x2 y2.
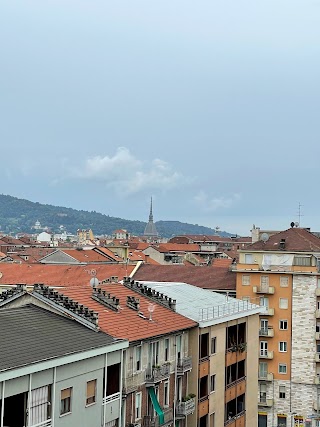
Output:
0 194 231 238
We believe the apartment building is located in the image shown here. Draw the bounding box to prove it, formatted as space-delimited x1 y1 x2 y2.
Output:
0 286 128 427
136 279 263 427
236 226 320 427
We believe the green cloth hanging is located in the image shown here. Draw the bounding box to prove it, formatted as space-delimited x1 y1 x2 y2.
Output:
148 387 165 425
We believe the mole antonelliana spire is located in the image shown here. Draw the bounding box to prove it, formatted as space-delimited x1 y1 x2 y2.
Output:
143 197 158 238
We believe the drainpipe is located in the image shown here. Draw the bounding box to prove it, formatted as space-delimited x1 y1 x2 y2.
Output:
27 374 32 426
103 353 108 427
1 381 5 427
119 349 124 427
173 336 177 427
52 367 56 427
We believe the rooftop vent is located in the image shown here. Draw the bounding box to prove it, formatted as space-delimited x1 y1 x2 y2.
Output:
92 287 120 312
0 284 26 303
126 295 140 311
33 284 98 326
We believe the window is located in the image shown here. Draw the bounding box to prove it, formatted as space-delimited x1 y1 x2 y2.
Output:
260 296 269 308
261 276 269 286
259 362 268 379
164 338 170 362
60 387 72 415
210 413 215 427
279 341 287 352
211 337 216 354
279 363 287 374
277 415 287 427
279 385 286 399
244 254 253 264
280 276 289 287
260 341 268 357
176 335 182 359
164 381 169 407
242 275 250 286
86 380 96 405
135 392 142 420
279 298 288 309
210 375 216 392
294 256 311 266
279 320 288 330
259 383 267 403
149 341 159 366
136 346 142 371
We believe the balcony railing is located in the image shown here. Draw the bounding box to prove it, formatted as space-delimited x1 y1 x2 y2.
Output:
258 398 273 407
259 350 273 359
103 391 121 405
177 356 192 375
259 327 274 337
176 397 196 416
258 372 273 381
29 421 52 427
253 286 275 295
145 363 171 385
226 376 246 389
143 408 173 427
224 410 246 426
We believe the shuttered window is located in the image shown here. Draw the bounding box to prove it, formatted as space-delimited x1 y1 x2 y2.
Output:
86 380 97 405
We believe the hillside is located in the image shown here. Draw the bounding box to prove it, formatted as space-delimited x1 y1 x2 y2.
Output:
0 194 231 238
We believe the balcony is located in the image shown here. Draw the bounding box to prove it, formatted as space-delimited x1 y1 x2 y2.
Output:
259 350 273 360
258 372 273 381
145 363 171 386
123 372 144 394
176 397 196 417
29 421 52 427
198 396 209 418
226 347 247 366
260 307 274 316
259 327 274 337
225 377 246 403
224 410 246 427
143 408 173 427
253 286 275 295
198 358 209 378
315 353 320 363
258 398 273 407
177 356 192 375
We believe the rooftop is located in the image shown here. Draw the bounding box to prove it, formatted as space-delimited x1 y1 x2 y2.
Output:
0 304 121 373
138 281 262 327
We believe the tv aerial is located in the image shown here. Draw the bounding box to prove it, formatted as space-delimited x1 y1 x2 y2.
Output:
147 303 155 321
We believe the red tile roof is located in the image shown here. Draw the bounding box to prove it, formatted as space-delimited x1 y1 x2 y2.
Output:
245 227 320 252
62 249 115 263
0 264 136 286
132 263 236 291
60 283 197 342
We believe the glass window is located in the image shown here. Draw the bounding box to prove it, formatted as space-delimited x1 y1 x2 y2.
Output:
242 275 250 285
210 375 216 392
135 392 142 420
278 415 287 427
259 362 268 379
261 276 269 286
164 381 169 407
136 346 142 371
164 338 170 362
294 256 311 266
279 298 288 309
260 341 268 357
60 387 72 415
280 276 289 287
211 337 216 354
260 297 269 308
279 341 287 352
86 380 96 406
279 385 286 399
279 364 287 374
279 320 288 330
244 254 253 264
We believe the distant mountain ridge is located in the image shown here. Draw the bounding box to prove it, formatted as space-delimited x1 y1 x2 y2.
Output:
0 194 232 238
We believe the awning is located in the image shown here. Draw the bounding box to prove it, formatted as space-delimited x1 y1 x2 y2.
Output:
148 387 164 425
262 254 294 270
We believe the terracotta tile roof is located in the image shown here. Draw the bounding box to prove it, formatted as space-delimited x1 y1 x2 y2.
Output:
0 264 136 286
128 251 160 265
132 263 236 291
148 243 201 253
59 283 197 342
62 249 115 263
245 227 320 252
94 247 122 262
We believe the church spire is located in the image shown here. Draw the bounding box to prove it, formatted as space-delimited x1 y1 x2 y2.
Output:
144 196 158 238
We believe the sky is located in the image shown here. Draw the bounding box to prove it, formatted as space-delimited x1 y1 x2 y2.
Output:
1 0 320 236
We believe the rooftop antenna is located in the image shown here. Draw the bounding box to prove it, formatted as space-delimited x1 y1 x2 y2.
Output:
147 303 155 321
296 202 303 227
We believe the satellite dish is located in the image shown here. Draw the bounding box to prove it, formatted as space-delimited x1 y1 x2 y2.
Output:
261 233 269 242
294 222 299 227
90 277 99 287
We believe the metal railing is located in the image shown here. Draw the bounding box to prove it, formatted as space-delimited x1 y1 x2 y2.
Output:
176 398 196 416
143 408 173 427
226 376 246 389
224 410 245 426
103 391 121 405
28 421 52 427
145 363 171 384
199 300 259 322
177 356 192 374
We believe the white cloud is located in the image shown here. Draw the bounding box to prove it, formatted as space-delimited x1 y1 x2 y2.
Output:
68 147 184 195
194 191 241 212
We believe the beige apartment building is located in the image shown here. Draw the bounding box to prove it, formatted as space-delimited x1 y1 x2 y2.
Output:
139 280 263 427
236 226 320 427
